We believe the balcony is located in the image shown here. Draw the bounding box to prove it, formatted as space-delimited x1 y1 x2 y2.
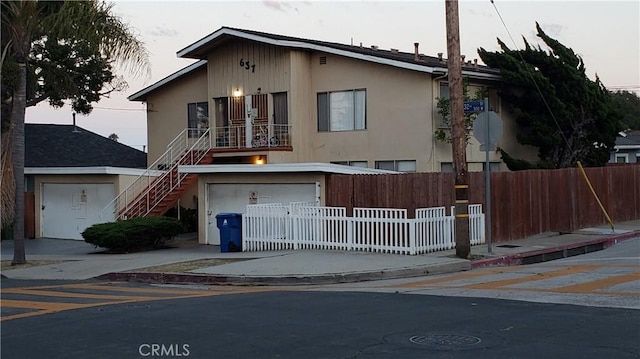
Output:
212 124 292 150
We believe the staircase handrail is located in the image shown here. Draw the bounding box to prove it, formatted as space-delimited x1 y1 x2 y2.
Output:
98 128 208 222
132 128 211 218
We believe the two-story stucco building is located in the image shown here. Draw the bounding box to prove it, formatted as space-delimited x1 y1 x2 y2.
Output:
121 27 536 244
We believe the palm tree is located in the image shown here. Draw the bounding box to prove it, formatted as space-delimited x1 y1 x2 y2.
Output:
1 1 149 264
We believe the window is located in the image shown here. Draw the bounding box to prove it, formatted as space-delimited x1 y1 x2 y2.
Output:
317 89 366 132
437 82 450 127
437 82 500 126
332 161 368 168
188 102 209 138
488 87 500 113
482 162 502 172
440 162 453 172
615 154 629 163
375 160 416 172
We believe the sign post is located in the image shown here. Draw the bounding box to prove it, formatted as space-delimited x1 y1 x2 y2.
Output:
472 99 503 254
483 98 491 254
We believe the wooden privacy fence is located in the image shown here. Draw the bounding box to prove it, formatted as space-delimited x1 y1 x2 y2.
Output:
242 203 485 255
325 164 640 242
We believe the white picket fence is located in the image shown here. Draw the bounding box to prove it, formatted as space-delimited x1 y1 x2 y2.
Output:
242 203 485 255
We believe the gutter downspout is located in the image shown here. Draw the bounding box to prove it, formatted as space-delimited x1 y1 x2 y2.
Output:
431 71 448 172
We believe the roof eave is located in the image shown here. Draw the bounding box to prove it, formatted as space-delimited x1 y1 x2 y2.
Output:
176 28 501 80
127 60 208 102
24 167 161 176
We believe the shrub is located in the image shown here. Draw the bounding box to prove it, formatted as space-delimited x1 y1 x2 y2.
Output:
82 217 183 252
164 206 198 233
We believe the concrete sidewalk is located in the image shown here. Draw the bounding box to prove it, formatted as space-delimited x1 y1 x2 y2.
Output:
1 220 639 285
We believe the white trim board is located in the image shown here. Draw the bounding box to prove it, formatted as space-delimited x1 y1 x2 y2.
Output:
179 163 398 175
25 167 160 176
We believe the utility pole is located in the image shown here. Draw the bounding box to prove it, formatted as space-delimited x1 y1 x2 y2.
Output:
445 0 470 259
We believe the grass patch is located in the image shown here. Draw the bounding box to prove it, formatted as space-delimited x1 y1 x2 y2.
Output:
1 260 69 271
126 258 250 273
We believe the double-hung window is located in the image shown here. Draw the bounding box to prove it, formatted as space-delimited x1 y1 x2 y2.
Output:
375 160 417 172
317 89 366 132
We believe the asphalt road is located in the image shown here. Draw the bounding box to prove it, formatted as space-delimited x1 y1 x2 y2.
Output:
320 238 640 309
1 239 638 359
1 279 638 359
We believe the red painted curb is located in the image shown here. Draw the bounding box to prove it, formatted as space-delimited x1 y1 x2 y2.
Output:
471 230 640 269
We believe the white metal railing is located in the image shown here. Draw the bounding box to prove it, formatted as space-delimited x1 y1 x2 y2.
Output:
213 124 291 149
98 128 211 222
243 204 485 255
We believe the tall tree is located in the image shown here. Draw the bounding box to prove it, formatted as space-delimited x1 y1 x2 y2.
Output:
478 23 621 170
1 1 149 264
610 90 640 131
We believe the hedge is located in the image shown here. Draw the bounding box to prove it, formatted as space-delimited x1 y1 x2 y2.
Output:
82 216 183 252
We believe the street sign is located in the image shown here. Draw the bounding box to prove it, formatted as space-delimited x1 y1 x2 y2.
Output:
463 100 485 114
473 111 503 149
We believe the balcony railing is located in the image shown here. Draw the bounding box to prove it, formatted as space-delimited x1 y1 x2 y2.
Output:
213 124 291 149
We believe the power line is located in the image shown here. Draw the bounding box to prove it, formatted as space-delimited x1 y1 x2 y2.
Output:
490 0 573 153
93 106 146 111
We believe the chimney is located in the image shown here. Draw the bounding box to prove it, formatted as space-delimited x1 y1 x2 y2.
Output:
437 52 443 61
371 45 378 50
72 112 80 133
390 48 398 54
414 42 420 61
474 59 478 66
461 54 466 62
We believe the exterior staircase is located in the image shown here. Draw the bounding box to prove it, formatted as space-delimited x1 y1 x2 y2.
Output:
99 129 212 222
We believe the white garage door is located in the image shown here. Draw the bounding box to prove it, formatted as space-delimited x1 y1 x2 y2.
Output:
206 183 319 245
42 183 115 240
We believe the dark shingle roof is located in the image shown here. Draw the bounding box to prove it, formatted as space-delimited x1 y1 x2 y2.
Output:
221 27 499 75
25 124 147 168
615 130 640 147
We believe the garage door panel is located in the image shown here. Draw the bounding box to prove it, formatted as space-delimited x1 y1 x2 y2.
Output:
206 183 318 245
42 183 115 240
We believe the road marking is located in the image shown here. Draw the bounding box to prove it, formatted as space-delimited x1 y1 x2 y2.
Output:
390 266 522 288
550 272 640 294
386 264 640 296
2 288 160 301
461 266 594 290
1 282 276 322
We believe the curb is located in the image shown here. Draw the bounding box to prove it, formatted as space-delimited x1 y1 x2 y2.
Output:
471 230 640 269
96 260 471 286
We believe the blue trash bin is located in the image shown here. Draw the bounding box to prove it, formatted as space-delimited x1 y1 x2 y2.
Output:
216 213 243 252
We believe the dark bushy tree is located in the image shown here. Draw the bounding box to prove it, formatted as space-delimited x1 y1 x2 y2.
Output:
611 90 640 131
478 23 622 169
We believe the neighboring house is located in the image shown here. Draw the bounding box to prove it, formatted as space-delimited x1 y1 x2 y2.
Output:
121 26 537 244
610 131 640 163
25 124 147 240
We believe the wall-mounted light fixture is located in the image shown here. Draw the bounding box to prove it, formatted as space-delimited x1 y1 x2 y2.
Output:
233 88 243 97
255 155 265 165
256 87 261 94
